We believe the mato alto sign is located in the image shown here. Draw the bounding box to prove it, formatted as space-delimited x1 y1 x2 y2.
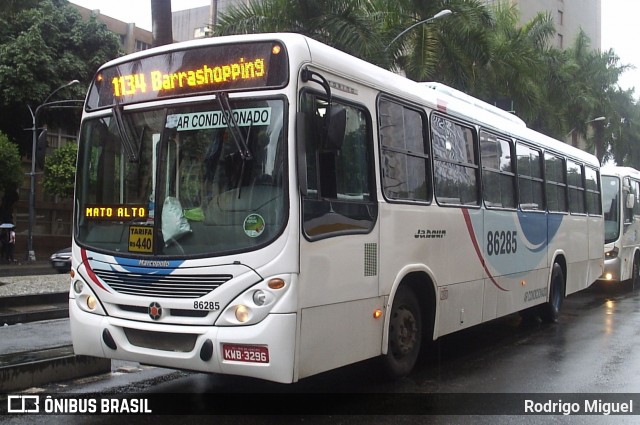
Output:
166 107 271 131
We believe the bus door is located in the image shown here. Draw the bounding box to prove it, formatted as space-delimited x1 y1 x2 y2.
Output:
296 89 381 378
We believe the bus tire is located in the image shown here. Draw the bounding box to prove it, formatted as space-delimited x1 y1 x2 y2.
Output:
539 263 564 323
382 285 422 378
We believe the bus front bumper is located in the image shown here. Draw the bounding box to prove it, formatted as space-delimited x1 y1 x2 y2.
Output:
70 301 297 383
598 257 622 283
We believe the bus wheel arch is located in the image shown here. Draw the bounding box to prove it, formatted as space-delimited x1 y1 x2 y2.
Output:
382 272 436 378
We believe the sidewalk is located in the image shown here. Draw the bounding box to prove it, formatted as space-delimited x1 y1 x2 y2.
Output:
0 265 111 392
0 259 56 278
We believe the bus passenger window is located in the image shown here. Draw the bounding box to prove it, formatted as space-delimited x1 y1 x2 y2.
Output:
545 153 568 212
516 143 544 211
480 131 515 209
584 166 601 215
431 114 479 206
567 160 585 214
378 98 430 202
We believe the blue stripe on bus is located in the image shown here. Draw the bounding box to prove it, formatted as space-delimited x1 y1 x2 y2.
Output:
112 257 184 274
516 211 563 253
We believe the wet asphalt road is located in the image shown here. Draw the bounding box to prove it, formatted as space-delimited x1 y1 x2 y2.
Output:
3 281 640 424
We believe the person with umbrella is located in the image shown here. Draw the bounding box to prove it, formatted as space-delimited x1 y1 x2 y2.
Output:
7 225 15 262
0 223 15 263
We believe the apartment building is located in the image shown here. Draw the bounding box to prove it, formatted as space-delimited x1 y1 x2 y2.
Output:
482 0 601 49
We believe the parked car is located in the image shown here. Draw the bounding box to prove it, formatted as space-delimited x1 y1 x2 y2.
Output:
50 247 71 273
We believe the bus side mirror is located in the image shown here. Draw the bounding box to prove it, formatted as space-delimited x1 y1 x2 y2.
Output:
324 105 346 151
626 193 635 210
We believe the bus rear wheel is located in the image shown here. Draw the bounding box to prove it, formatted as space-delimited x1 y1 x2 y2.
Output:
383 285 422 378
538 263 564 323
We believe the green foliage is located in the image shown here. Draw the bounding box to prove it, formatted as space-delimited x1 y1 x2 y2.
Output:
43 142 77 198
217 0 640 166
0 0 122 154
0 132 23 194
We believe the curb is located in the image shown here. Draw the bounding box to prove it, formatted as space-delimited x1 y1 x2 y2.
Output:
0 293 69 326
0 345 111 392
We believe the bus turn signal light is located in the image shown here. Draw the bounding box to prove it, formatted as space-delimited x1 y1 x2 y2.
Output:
268 278 285 289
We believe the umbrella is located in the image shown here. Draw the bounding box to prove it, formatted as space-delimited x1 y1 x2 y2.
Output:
0 223 14 229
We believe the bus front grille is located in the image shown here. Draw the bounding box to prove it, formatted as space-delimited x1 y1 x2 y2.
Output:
124 328 197 352
93 269 232 298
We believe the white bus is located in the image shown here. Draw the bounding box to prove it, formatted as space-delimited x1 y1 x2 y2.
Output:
69 33 603 383
598 165 640 287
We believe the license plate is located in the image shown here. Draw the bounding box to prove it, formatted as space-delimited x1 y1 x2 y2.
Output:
54 261 65 267
222 344 269 363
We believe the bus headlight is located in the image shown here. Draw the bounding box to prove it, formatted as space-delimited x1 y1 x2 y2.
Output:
253 290 267 306
73 280 84 294
71 278 106 316
235 305 251 323
86 295 98 310
215 276 290 326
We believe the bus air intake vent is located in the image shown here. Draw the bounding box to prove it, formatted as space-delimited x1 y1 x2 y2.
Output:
124 328 197 352
93 269 232 298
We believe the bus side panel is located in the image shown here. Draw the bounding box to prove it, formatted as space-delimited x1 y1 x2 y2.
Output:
298 230 380 378
560 214 591 295
587 214 605 285
297 297 384 379
379 204 485 338
619 213 640 281
482 210 549 317
437 280 484 336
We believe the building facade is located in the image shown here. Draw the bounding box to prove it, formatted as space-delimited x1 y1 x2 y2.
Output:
482 0 601 50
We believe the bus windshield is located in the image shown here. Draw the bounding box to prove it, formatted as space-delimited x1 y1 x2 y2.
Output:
75 98 287 257
602 175 620 244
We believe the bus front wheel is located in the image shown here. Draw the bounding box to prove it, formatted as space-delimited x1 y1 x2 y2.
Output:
383 285 422 378
538 263 564 323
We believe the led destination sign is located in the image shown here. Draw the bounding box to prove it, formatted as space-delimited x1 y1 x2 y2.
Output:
111 58 265 97
88 41 289 109
84 205 148 221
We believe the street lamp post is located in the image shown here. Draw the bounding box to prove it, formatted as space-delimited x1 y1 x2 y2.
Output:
26 80 79 262
386 9 453 51
566 116 606 147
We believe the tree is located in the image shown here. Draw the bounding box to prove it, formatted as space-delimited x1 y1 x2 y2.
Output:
385 0 493 85
472 4 555 125
216 0 389 65
215 0 640 163
0 0 121 155
0 132 23 223
42 142 77 199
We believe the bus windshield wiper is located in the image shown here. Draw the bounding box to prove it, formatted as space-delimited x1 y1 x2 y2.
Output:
113 103 139 162
215 91 252 160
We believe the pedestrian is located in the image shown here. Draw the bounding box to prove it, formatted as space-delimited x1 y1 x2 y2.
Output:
0 228 6 262
6 226 15 263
